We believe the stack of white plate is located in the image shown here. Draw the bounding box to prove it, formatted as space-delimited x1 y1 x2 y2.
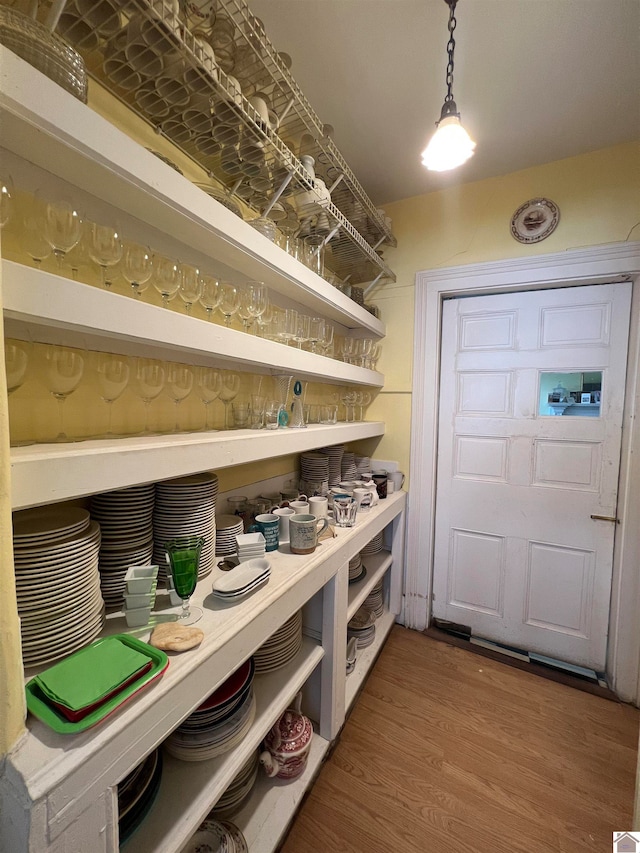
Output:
347 606 376 649
90 484 154 608
12 506 104 668
235 532 266 563
165 659 256 761
318 444 345 487
213 560 270 601
300 451 330 483
348 553 366 584
361 530 384 556
215 515 245 557
341 451 357 481
210 749 260 818
254 610 303 674
153 473 218 582
355 455 371 478
184 819 248 853
364 580 385 619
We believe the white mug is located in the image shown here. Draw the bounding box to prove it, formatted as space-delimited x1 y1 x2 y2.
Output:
389 471 405 490
308 496 328 519
353 488 372 511
289 500 309 514
272 506 295 543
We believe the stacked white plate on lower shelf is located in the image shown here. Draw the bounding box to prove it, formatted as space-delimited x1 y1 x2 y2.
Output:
209 749 260 818
165 658 256 761
361 530 384 556
153 473 218 582
90 484 154 608
348 553 366 584
215 515 245 557
253 610 303 674
364 579 385 619
318 444 345 487
12 506 104 667
183 818 248 853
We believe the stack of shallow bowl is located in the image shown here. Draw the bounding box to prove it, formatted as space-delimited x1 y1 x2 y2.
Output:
364 579 384 619
348 553 365 585
347 606 376 649
361 530 384 557
184 818 248 853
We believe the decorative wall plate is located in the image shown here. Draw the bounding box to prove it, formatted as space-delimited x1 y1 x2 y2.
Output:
510 197 560 244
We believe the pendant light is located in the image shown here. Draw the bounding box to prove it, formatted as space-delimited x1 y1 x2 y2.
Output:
421 0 475 172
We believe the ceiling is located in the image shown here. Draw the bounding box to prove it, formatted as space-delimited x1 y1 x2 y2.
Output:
248 0 640 206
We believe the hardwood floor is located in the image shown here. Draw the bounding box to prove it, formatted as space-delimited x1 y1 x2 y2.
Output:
281 626 639 853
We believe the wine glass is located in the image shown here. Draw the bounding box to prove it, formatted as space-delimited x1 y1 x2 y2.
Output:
122 242 153 298
42 196 83 269
179 264 202 315
358 391 372 421
5 340 28 394
320 322 335 358
292 313 310 349
275 307 298 346
152 256 181 308
237 286 255 334
254 296 273 338
219 282 240 327
87 221 123 288
243 281 268 333
94 352 130 437
218 370 241 429
44 346 84 441
165 536 204 624
340 387 358 422
308 317 325 354
196 366 221 430
166 363 194 432
199 275 221 320
0 174 13 229
131 357 165 434
22 217 51 268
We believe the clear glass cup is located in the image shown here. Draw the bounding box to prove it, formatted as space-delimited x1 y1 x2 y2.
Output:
304 234 325 277
44 346 84 442
23 195 51 267
179 264 202 314
264 400 280 429
199 274 221 320
42 196 83 269
87 221 123 288
153 256 181 307
275 307 298 346
94 352 130 437
0 174 13 229
308 317 325 354
122 242 153 298
196 366 221 430
218 371 240 429
4 339 28 395
232 401 250 427
131 357 165 434
292 314 310 349
219 282 240 327
249 394 266 428
166 363 194 432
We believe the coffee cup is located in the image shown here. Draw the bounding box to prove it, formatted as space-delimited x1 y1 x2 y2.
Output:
289 500 310 514
289 514 329 555
333 498 358 528
386 480 395 494
389 471 405 490
271 506 295 543
308 496 329 519
372 472 388 500
248 513 279 552
353 488 372 512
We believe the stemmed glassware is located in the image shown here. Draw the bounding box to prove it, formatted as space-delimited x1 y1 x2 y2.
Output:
196 366 222 430
292 313 310 349
121 242 153 298
242 281 268 334
357 390 372 421
131 357 165 434
22 195 51 267
94 352 130 437
4 340 28 395
219 282 240 327
218 370 241 429
166 363 194 432
275 307 298 347
153 256 181 308
320 322 334 358
308 317 325 354
42 196 83 270
179 264 202 315
44 346 85 441
340 387 358 422
254 297 273 338
199 275 221 320
164 536 204 625
0 174 13 229
86 221 123 288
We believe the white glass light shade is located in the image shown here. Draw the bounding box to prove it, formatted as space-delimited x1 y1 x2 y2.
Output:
421 115 476 171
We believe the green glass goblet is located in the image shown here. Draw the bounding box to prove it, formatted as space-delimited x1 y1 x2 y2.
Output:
165 536 205 625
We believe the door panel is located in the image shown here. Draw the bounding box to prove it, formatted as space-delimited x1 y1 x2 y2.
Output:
433 283 631 668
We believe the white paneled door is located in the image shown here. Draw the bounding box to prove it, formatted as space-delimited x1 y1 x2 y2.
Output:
432 283 631 669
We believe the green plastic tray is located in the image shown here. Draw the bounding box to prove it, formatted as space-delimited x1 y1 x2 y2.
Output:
25 634 169 734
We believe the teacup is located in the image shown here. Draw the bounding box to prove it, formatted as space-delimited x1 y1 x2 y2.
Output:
308 496 328 519
289 500 309 514
248 513 279 552
289 514 329 555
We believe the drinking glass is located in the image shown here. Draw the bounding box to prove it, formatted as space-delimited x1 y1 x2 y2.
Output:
340 387 358 422
5 340 28 394
218 371 241 429
0 174 13 229
94 352 130 437
42 196 83 269
356 338 374 368
308 317 325 354
254 297 273 338
232 401 250 427
304 234 325 277
292 314 310 349
249 394 266 428
44 346 84 441
199 275 221 320
131 357 165 434
275 307 298 347
165 536 204 624
153 256 181 307
219 282 240 327
370 343 382 371
87 221 123 288
179 264 202 315
122 242 153 298
357 391 372 421
237 288 255 334
340 338 357 364
196 366 221 430
166 363 194 432
23 217 51 268
243 281 268 333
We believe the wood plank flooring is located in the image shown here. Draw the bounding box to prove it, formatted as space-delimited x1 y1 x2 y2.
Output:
281 626 639 853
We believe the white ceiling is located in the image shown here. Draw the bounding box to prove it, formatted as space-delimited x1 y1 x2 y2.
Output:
248 0 640 206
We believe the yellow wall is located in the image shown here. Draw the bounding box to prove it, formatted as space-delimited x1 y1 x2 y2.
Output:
370 141 640 480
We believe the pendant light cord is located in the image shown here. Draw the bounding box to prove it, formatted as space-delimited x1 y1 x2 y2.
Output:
444 0 458 105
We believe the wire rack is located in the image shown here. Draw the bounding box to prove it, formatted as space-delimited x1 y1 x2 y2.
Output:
20 0 396 287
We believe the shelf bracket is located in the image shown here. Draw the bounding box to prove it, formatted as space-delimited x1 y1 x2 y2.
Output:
372 236 386 251
364 272 385 297
262 172 293 219
321 224 341 249
44 0 68 31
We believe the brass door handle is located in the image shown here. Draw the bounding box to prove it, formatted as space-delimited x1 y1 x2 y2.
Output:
590 514 619 523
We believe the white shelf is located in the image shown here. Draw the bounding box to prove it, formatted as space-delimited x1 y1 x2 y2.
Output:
2 262 384 386
10 422 385 511
347 550 393 622
345 610 397 713
125 638 324 853
232 732 330 853
0 48 385 335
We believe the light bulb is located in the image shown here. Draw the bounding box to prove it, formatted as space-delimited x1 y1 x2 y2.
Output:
421 115 476 172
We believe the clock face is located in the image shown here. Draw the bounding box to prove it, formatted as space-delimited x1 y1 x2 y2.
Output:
510 198 560 244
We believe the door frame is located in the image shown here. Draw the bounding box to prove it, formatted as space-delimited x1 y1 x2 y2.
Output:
406 241 640 702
